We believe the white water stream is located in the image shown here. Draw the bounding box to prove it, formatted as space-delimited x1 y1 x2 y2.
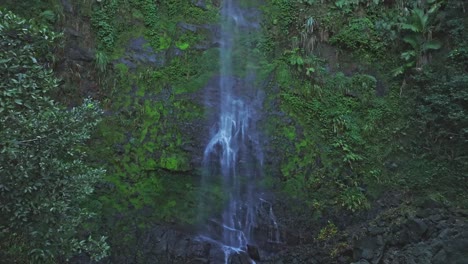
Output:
199 1 281 263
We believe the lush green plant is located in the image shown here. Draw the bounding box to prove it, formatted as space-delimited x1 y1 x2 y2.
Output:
95 50 110 73
317 221 338 241
339 186 370 211
0 10 108 262
260 0 297 55
330 17 386 60
299 0 317 5
403 42 468 202
394 7 442 75
92 0 119 52
272 69 385 211
334 0 382 13
0 0 64 23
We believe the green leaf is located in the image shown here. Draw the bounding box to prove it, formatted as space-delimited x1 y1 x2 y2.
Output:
413 9 427 31
401 50 416 61
296 56 304 66
306 67 315 76
0 58 12 64
422 40 442 51
335 0 345 8
391 66 405 77
428 2 441 14
400 23 419 33
402 35 420 50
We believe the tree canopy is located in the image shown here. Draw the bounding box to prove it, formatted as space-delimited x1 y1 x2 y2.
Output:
0 9 108 263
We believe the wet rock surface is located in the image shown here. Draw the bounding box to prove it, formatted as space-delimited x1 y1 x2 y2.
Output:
69 193 464 264
116 37 166 69
191 0 208 10
262 194 468 264
61 0 73 14
66 46 94 62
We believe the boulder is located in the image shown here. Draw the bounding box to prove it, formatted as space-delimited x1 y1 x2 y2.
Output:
247 244 261 261
353 236 384 262
228 251 252 264
406 218 428 241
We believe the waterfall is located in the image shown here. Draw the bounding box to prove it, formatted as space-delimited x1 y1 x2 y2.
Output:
197 0 281 263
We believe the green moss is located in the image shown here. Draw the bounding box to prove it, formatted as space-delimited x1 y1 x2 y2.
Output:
283 125 296 140
159 152 190 172
112 24 146 59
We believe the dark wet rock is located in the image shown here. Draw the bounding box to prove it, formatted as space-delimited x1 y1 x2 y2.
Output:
190 240 212 258
432 248 447 264
453 208 468 217
192 257 210 264
64 28 82 38
192 0 208 10
116 37 165 69
433 237 468 264
350 205 468 264
176 22 223 50
66 46 94 62
429 214 443 222
191 24 222 50
103 224 222 263
170 47 184 57
407 218 428 241
259 190 468 264
420 198 445 209
351 260 370 264
61 0 73 13
368 226 385 236
383 243 432 264
229 251 252 264
353 236 384 261
247 244 261 261
178 22 199 32
375 77 387 96
127 37 165 65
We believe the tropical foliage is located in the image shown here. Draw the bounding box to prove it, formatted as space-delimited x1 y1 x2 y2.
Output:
0 0 466 261
0 10 108 262
260 0 468 213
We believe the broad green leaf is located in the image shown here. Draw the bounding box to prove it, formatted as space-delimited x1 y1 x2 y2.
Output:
400 23 419 33
402 35 420 50
422 40 442 51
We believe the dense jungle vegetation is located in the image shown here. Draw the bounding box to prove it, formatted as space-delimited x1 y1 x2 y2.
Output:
0 0 466 262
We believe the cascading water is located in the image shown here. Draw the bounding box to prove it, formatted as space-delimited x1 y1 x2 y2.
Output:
198 0 281 263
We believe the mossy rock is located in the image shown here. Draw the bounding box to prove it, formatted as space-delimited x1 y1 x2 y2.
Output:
159 152 191 172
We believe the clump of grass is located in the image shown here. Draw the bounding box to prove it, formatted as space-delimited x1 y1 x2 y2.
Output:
95 50 109 73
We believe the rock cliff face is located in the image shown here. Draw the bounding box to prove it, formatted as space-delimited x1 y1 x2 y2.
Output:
56 0 217 170
352 205 468 264
53 1 468 263
260 194 468 264
69 192 467 263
